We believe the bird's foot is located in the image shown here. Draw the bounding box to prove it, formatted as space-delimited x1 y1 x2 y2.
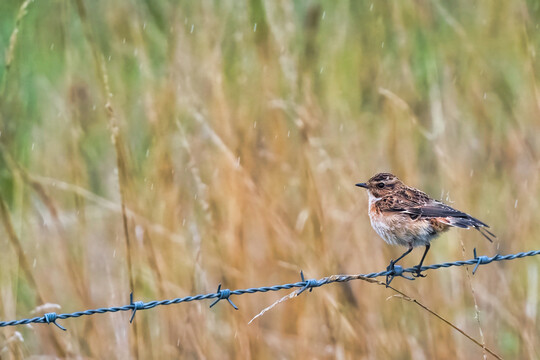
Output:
386 260 416 286
386 260 396 272
385 260 397 287
412 265 427 278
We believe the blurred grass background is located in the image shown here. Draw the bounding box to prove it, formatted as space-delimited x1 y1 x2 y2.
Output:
0 0 539 358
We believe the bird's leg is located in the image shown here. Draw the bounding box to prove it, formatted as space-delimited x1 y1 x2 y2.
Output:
388 245 414 270
413 244 430 278
386 245 413 285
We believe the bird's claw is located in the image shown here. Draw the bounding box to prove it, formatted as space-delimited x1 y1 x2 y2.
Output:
385 260 415 286
386 260 417 286
412 265 427 278
385 260 396 287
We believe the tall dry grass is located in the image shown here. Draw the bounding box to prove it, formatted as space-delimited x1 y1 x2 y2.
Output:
0 0 539 358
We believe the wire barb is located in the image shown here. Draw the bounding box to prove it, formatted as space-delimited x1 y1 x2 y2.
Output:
473 248 492 275
210 284 238 310
44 312 66 331
1 249 539 329
129 292 145 323
385 265 414 286
298 271 319 295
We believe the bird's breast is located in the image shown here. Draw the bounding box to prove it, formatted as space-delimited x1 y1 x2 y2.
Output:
368 202 441 247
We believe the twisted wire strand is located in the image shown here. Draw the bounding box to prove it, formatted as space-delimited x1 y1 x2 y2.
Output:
1 249 539 329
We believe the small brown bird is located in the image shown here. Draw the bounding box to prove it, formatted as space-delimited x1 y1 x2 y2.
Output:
356 173 495 282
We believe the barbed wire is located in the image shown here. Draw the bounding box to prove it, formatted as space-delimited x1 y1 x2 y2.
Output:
1 248 539 330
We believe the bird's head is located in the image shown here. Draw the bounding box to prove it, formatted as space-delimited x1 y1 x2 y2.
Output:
355 172 403 198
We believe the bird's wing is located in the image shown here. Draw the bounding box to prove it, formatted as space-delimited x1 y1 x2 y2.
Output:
377 188 495 242
405 201 481 222
377 187 431 214
384 198 495 242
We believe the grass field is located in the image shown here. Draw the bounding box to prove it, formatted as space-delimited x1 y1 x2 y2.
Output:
1 0 539 358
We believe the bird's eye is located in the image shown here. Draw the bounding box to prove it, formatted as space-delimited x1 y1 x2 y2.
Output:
377 182 385 189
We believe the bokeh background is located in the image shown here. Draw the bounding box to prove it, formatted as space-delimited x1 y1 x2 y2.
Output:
1 0 539 358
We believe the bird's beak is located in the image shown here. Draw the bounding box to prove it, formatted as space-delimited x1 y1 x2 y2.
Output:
355 182 368 189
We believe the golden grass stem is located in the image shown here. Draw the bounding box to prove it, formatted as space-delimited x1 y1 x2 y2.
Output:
73 0 139 357
251 274 502 359
349 275 502 359
381 279 502 360
460 241 488 360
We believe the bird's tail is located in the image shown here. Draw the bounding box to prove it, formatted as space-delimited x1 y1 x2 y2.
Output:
476 226 496 243
444 216 495 243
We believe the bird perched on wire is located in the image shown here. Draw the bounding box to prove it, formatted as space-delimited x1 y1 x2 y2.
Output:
356 172 495 284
